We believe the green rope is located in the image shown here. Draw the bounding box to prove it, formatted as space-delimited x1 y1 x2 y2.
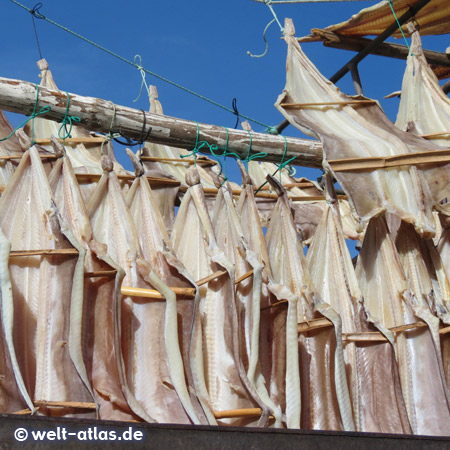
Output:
255 134 296 193
9 0 271 129
58 91 81 143
244 129 268 163
0 83 50 145
388 0 414 56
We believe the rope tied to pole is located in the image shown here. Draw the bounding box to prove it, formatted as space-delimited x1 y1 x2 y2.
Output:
58 91 81 143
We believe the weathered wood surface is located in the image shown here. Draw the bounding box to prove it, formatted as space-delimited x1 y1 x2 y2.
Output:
307 30 450 73
0 77 323 167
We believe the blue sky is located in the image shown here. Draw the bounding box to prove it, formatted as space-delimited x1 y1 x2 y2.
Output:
2 0 449 184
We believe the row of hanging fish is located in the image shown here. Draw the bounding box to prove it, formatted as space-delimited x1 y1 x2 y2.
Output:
0 16 449 436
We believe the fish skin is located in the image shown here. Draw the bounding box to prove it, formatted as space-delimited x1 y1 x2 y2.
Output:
307 186 411 433
48 153 139 421
356 216 450 436
125 150 206 425
0 146 94 417
276 18 435 238
87 156 196 424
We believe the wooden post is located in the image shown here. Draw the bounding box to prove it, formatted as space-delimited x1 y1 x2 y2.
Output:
0 77 323 168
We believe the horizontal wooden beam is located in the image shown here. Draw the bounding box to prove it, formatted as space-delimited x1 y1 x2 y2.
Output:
0 77 323 168
307 30 450 72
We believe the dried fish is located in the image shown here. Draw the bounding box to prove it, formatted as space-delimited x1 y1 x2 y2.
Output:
395 25 450 148
87 155 197 424
276 19 435 238
125 150 206 425
48 146 138 421
307 179 411 433
171 168 263 426
210 169 277 426
265 175 354 431
356 216 450 435
0 146 94 416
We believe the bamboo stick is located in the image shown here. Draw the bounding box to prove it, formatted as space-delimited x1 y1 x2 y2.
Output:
140 156 218 165
280 100 377 108
84 270 117 278
297 317 334 333
342 332 388 342
9 249 79 257
196 270 227 287
0 154 58 161
329 149 450 172
260 299 288 311
421 132 450 139
235 270 254 284
121 286 196 300
34 400 97 410
214 408 266 419
0 76 323 167
75 173 181 186
11 408 38 415
34 137 105 146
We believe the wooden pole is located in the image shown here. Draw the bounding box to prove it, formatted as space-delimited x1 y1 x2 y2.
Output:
0 77 323 168
306 30 450 74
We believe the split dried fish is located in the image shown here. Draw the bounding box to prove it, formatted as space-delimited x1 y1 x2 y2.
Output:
276 18 435 238
356 216 450 435
87 156 195 424
0 146 94 416
395 25 450 148
48 147 138 421
307 180 410 433
171 168 263 426
125 150 206 425
265 175 354 431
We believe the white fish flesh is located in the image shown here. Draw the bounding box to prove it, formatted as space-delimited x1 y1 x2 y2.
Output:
0 146 94 417
87 155 196 424
356 216 450 435
276 19 435 238
307 182 410 433
125 150 206 425
48 149 139 421
265 175 354 431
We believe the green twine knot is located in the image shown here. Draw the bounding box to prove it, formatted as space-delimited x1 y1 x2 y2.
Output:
265 126 279 135
58 91 81 142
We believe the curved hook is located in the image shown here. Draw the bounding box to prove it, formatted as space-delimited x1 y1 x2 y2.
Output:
247 18 275 58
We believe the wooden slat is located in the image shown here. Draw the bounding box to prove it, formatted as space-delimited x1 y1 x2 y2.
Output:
9 249 79 257
260 299 288 311
214 408 265 419
235 270 254 284
297 317 334 333
75 173 181 186
34 137 105 146
34 400 97 410
342 332 388 342
84 270 117 278
281 100 377 108
196 270 227 287
121 286 196 300
305 30 450 77
0 154 58 161
140 156 218 165
329 149 450 172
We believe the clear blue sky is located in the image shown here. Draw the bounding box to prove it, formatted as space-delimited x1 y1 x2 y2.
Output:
2 0 449 184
